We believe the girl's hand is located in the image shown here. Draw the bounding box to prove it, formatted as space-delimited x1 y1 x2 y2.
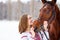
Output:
43 21 48 31
30 27 35 38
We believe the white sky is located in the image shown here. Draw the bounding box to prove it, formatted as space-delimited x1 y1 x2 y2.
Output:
0 0 30 3
0 0 60 3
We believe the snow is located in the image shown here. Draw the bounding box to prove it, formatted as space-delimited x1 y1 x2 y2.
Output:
0 20 49 40
0 20 21 40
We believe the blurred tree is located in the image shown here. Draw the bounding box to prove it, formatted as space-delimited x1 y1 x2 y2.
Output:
7 0 12 20
30 0 34 17
17 0 21 20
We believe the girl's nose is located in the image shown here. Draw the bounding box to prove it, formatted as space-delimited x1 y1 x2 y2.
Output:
31 20 33 22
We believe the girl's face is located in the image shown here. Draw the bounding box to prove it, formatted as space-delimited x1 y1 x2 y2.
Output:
28 15 33 27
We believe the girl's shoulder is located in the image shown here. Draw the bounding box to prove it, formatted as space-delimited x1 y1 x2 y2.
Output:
20 32 33 40
20 32 31 38
20 33 27 38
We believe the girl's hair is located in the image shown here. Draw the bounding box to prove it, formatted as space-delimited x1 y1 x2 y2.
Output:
19 14 28 34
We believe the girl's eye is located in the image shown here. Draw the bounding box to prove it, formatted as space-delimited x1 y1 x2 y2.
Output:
29 17 32 19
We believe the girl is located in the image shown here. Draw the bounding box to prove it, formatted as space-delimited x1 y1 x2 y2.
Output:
19 14 41 40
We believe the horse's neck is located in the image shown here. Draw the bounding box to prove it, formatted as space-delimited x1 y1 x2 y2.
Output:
57 12 60 24
56 12 60 25
47 4 60 40
49 19 60 40
50 19 59 27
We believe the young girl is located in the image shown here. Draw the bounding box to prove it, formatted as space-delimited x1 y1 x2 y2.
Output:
19 14 41 40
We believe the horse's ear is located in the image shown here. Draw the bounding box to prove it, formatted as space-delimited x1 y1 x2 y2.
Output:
41 0 57 4
52 0 57 4
41 0 47 4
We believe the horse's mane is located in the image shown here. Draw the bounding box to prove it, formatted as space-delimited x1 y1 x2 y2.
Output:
55 4 60 24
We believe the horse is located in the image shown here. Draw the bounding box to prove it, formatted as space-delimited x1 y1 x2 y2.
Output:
33 0 60 40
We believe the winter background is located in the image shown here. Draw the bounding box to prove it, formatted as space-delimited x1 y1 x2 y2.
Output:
0 20 20 40
0 0 60 40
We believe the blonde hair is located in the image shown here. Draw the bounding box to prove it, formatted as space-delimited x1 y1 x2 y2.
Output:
19 14 28 34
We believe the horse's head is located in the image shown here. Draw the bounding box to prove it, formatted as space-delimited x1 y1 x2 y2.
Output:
39 0 56 23
33 0 57 31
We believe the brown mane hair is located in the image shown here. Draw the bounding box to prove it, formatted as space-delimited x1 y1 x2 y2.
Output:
55 4 60 24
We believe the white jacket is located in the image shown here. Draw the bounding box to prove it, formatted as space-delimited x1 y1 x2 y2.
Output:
20 32 34 40
38 31 49 40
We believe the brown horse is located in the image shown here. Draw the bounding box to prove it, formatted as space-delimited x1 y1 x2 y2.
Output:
33 0 60 40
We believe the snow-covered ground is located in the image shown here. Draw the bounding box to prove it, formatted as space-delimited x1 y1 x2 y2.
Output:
0 20 49 40
0 20 21 40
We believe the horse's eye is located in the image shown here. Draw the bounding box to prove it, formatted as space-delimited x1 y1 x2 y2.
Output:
46 10 50 14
